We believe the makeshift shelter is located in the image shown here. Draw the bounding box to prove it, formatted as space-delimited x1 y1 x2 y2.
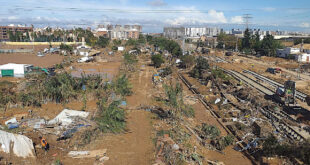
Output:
0 63 33 77
48 109 89 126
0 130 35 158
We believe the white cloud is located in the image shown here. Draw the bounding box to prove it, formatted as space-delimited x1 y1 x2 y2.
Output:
300 22 310 28
230 16 243 24
8 16 18 20
148 0 167 7
165 9 227 25
262 7 276 12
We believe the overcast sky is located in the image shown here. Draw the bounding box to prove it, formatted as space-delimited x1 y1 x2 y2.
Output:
1 0 310 33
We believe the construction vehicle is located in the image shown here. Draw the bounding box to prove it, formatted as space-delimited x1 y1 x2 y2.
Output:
274 80 300 108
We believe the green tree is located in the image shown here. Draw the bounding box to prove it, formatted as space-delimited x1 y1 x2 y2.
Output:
180 55 195 68
138 34 146 44
242 28 251 50
126 38 138 47
113 39 122 46
96 36 110 48
217 32 238 50
260 34 282 56
252 32 261 52
146 35 153 42
8 31 16 41
60 43 73 53
151 54 164 68
190 56 209 78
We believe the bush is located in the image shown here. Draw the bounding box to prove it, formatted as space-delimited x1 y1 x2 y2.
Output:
113 39 122 46
114 74 132 97
190 56 209 79
60 43 73 52
112 46 118 51
0 81 17 110
126 38 138 46
19 93 42 107
124 53 137 65
211 69 231 81
96 36 110 48
44 73 78 103
201 124 221 139
160 66 172 77
96 99 126 133
180 55 195 68
163 82 195 117
151 54 164 68
148 37 182 57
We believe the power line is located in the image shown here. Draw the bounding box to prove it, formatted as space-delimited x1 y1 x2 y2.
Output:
243 14 252 29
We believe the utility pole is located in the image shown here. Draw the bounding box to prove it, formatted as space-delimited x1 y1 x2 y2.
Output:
243 14 252 30
235 38 238 52
297 39 304 79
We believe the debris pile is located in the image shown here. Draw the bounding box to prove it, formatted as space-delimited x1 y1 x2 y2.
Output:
0 130 35 158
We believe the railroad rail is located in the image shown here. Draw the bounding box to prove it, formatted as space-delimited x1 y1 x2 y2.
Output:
221 69 309 141
243 70 308 102
177 72 258 165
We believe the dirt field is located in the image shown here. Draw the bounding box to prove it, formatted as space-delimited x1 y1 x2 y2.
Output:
0 44 64 67
0 53 64 67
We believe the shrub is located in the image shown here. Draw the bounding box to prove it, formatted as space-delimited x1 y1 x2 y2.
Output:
179 55 195 68
163 82 195 117
114 75 132 97
201 124 221 139
124 53 137 65
211 69 231 81
190 56 209 79
160 66 172 77
96 99 126 133
60 43 73 52
112 46 118 51
151 54 164 68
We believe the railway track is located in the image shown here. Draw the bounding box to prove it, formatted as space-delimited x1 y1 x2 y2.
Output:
243 70 308 102
177 72 259 164
221 69 308 141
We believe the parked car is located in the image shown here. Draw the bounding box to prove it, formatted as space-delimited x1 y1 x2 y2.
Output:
266 68 276 74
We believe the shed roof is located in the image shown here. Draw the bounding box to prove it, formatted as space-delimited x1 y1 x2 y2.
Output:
0 63 32 69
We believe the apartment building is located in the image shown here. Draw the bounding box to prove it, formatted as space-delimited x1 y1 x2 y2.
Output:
95 24 142 40
185 27 223 37
0 25 33 41
163 27 185 39
164 27 222 39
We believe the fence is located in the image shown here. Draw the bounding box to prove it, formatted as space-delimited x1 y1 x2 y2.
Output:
0 49 33 53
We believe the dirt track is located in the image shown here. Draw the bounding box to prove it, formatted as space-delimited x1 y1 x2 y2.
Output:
97 61 155 164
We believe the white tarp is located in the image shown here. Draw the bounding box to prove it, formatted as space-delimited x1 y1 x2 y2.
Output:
5 118 18 125
47 109 89 126
0 130 35 158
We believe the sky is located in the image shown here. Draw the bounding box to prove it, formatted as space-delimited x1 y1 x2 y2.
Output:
0 0 310 33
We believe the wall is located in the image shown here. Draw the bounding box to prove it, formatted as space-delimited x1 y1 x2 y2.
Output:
3 42 82 46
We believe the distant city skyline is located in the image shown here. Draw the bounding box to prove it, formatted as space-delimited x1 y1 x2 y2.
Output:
1 0 310 33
